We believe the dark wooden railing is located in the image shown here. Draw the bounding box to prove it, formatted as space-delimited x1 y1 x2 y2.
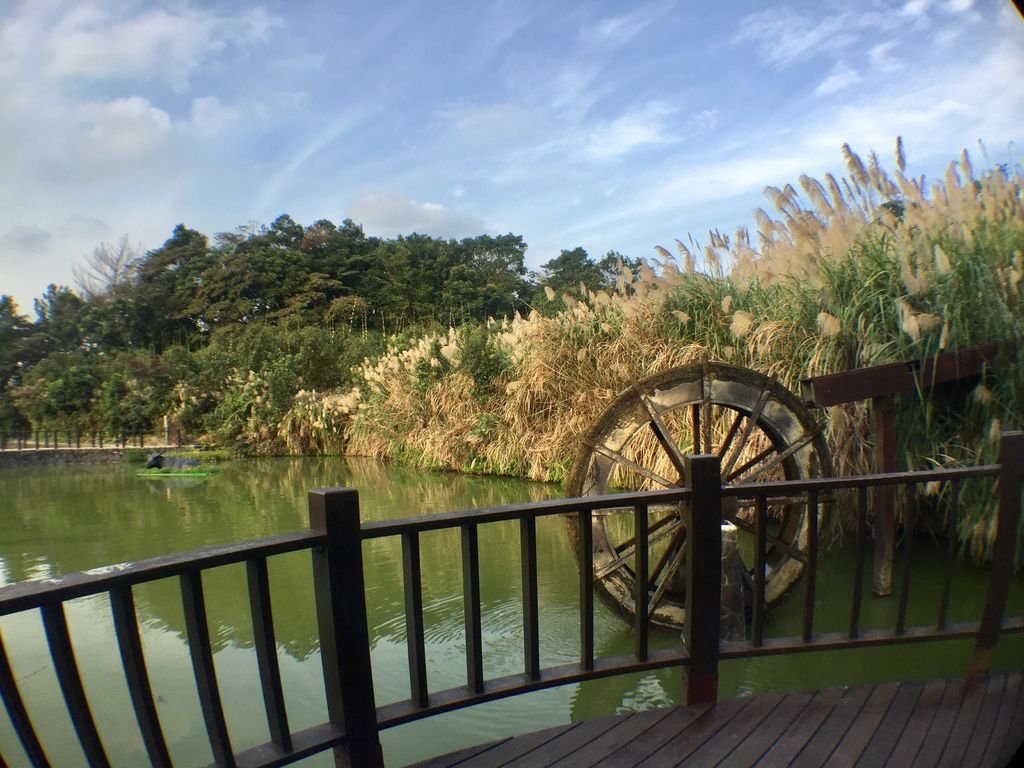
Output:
1 433 1022 767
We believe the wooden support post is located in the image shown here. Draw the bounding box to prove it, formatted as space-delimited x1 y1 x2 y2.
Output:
309 488 384 768
683 454 722 706
520 517 540 681
578 509 594 671
872 394 896 597
969 432 1024 678
461 524 484 694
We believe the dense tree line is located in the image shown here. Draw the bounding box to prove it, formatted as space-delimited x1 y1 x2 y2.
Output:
0 215 637 445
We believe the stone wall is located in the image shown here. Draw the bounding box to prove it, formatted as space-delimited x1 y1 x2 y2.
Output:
0 449 142 468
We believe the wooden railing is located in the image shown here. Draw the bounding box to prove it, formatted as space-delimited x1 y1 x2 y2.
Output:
1 433 1022 767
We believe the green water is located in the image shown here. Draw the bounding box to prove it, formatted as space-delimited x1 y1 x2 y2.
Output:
1 458 1021 767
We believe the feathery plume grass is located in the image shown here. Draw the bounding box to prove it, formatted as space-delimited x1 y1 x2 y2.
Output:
329 140 1023 557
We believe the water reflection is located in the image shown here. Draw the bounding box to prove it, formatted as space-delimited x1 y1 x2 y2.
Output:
1 458 598 766
1 459 1022 767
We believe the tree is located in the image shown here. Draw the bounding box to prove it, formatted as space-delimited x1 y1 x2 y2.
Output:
458 234 531 318
536 247 605 300
31 284 87 355
0 296 31 430
133 224 211 348
189 231 313 327
73 235 140 299
596 250 642 285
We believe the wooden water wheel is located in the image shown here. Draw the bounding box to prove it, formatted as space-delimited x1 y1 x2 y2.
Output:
565 363 831 630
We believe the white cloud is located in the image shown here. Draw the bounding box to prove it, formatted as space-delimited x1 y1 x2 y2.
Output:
814 63 863 96
868 42 900 73
1 224 52 253
734 7 906 69
547 60 606 116
439 102 542 145
944 0 974 12
346 192 485 238
902 1 931 18
693 110 719 132
583 101 679 160
78 96 172 156
44 6 282 90
190 96 240 136
277 52 326 70
734 9 856 68
583 3 671 47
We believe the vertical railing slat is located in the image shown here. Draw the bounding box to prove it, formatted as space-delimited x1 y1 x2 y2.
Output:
308 488 384 767
402 531 429 707
110 585 173 768
180 570 235 767
462 524 484 694
578 509 594 671
634 503 649 660
849 486 868 639
895 484 916 636
801 490 819 645
520 517 540 681
936 479 959 631
683 455 721 706
40 603 111 768
751 494 767 647
246 557 293 752
0 628 52 768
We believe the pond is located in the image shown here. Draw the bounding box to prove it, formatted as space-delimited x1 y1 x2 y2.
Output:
1 457 1022 767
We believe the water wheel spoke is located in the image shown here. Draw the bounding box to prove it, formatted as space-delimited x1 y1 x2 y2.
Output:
583 439 677 489
700 368 712 457
720 381 774 477
725 444 776 483
649 525 686 586
595 516 683 581
736 425 824 485
634 386 690 479
648 539 688 614
727 515 807 562
717 409 745 461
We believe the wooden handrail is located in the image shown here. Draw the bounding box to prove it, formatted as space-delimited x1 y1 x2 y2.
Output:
0 530 324 616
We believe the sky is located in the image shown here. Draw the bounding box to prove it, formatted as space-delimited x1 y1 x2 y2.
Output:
1 0 1022 314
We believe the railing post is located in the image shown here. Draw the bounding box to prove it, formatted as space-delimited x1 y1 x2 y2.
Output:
683 454 722 706
872 394 896 597
309 488 384 768
969 431 1024 678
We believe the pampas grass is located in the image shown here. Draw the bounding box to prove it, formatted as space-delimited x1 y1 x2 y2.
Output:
294 142 1023 555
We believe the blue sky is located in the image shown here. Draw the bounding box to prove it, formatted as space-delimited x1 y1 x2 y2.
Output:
1 0 1022 314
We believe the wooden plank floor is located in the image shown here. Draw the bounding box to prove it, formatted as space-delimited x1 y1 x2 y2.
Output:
411 671 1024 768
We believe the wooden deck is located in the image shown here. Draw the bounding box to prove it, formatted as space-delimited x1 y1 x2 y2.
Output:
412 671 1024 768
